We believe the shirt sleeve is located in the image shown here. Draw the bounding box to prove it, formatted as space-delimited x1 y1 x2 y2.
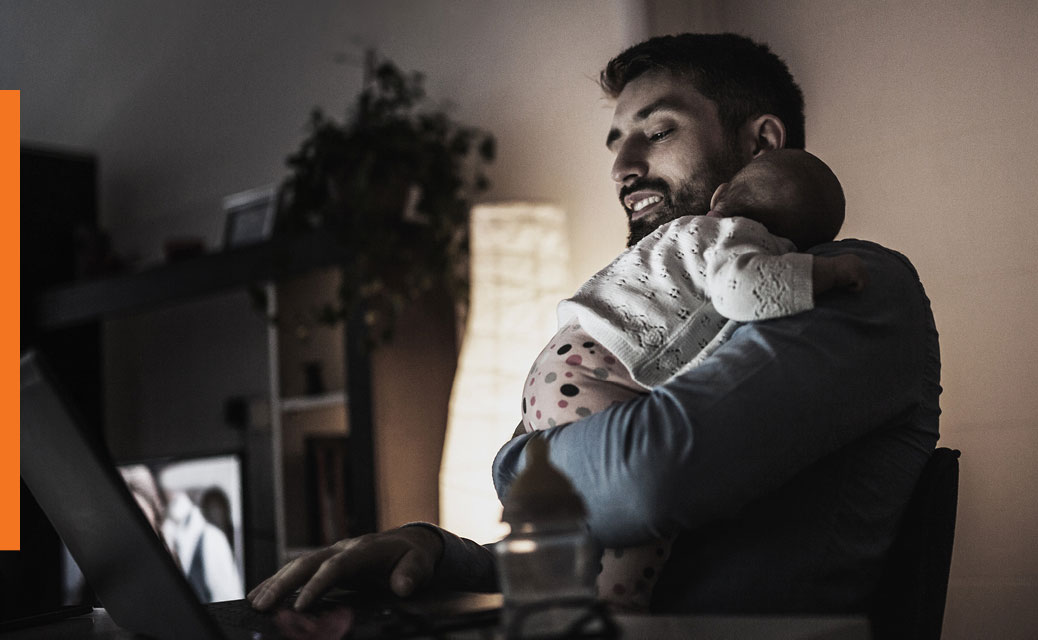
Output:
492 240 938 548
701 217 814 322
401 522 499 592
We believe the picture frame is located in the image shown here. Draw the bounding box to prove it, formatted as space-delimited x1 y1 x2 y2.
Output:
222 184 277 248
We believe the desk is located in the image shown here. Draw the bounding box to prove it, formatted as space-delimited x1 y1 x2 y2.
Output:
610 614 871 639
2 608 872 639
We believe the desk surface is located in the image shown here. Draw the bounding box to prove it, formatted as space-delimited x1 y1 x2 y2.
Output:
2 608 872 639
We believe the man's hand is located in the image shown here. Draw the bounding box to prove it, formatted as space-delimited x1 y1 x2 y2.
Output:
247 526 445 612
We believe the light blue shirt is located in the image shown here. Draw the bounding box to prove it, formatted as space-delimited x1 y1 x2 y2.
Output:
422 239 941 614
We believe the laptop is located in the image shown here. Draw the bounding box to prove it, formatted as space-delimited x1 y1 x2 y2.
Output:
20 351 501 639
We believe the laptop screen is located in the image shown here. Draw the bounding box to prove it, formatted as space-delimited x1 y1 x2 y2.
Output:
22 352 226 638
63 453 246 605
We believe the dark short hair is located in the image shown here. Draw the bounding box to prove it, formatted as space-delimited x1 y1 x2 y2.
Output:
600 33 806 149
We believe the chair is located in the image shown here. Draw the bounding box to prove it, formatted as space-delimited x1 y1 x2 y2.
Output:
870 447 961 640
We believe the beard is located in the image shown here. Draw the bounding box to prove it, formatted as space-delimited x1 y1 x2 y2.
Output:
624 141 744 247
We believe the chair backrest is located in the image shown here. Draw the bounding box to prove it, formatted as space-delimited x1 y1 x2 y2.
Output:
870 447 961 640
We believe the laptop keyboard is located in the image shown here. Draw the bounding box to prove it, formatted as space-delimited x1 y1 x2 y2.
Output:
206 599 283 635
205 594 396 638
205 592 501 639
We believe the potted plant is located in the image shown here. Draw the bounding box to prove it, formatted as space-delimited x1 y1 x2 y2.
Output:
275 51 495 343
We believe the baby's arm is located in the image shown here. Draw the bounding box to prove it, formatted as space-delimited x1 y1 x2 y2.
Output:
812 254 869 295
701 217 814 321
702 217 868 321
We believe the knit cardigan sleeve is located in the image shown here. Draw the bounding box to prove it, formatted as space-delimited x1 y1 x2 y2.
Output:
557 215 814 387
697 216 814 321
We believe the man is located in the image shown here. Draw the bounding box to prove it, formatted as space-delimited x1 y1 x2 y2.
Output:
250 33 940 615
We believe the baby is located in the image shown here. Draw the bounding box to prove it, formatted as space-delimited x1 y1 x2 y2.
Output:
520 149 866 610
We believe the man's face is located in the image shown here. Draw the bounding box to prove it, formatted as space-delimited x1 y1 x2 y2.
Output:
607 71 744 245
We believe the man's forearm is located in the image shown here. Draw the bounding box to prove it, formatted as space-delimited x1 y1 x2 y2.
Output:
493 241 938 547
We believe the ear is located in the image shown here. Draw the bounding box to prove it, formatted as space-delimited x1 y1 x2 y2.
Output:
739 114 786 159
710 182 729 211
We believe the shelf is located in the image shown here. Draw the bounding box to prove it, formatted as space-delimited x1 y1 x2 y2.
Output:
280 391 348 413
36 230 351 329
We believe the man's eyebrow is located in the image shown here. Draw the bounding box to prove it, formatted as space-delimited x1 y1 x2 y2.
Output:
605 97 684 149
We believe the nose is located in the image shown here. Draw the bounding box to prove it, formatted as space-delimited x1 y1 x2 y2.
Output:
610 136 648 186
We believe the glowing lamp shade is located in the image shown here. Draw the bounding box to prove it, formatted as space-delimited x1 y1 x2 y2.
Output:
440 203 570 543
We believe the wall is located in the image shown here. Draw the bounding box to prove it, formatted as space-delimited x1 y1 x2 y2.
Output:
648 1 1038 637
6 0 630 285
372 289 459 530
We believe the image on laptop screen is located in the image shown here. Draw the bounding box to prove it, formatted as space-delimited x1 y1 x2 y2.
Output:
63 453 245 605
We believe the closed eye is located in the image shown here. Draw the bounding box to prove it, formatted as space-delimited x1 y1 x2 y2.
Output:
650 128 674 142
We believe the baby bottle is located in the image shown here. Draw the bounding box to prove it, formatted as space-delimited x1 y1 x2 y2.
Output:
495 437 598 638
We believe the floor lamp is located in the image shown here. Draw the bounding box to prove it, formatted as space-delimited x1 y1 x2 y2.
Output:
439 202 570 543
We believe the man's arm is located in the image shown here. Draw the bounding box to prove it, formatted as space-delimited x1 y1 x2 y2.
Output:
493 240 937 547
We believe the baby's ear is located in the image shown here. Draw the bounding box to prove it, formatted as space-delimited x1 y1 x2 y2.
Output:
710 182 729 211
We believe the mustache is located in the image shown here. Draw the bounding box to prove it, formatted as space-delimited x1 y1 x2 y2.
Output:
618 178 671 209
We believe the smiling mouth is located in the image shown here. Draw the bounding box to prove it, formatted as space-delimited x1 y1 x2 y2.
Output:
626 194 664 221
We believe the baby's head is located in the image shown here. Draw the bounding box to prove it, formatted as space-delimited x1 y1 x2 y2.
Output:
708 149 845 250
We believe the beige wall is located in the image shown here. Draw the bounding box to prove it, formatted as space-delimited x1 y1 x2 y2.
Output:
5 0 630 290
372 289 459 530
649 1 1038 637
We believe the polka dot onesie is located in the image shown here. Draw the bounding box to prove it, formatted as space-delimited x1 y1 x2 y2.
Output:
522 321 672 611
521 322 643 432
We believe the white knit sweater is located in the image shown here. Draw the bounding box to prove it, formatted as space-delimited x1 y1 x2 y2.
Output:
557 214 814 388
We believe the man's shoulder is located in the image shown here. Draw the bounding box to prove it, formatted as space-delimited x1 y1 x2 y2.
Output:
810 238 922 280
807 239 933 325
810 237 909 258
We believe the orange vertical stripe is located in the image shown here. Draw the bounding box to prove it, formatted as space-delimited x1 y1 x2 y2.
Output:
0 91 19 550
